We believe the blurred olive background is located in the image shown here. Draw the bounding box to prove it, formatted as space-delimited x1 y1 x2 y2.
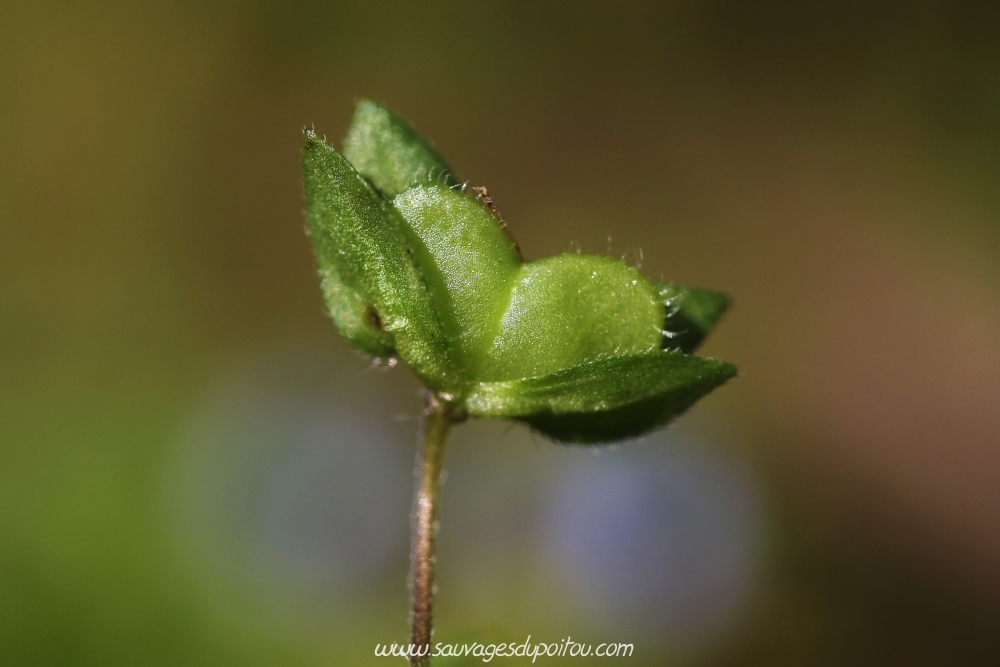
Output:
3 1 1000 665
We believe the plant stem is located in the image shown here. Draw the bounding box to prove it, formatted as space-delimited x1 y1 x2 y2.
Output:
409 391 454 667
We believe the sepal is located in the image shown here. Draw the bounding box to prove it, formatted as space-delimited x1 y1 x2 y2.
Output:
303 129 455 388
657 283 730 353
464 349 736 443
344 99 456 197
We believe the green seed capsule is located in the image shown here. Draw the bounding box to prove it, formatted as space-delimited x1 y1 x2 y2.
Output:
303 100 736 442
481 254 664 381
393 184 521 381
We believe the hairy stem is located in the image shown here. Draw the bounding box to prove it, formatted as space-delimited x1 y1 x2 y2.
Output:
409 391 454 666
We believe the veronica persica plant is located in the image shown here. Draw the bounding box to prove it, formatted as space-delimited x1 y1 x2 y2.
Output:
302 100 735 666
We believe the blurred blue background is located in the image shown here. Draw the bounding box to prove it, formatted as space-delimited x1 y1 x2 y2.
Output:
2 1 1000 664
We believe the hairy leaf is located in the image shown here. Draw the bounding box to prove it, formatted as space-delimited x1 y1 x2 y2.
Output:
344 100 456 197
657 282 730 353
303 130 455 388
465 349 736 442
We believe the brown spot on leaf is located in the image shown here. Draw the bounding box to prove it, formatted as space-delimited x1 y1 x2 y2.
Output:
366 307 383 330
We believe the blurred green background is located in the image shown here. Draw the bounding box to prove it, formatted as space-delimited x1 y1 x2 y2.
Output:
3 1 1000 665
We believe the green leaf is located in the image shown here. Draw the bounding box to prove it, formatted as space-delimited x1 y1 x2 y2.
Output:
343 99 456 197
657 282 730 353
465 349 736 443
303 129 455 388
478 254 665 382
393 184 521 378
